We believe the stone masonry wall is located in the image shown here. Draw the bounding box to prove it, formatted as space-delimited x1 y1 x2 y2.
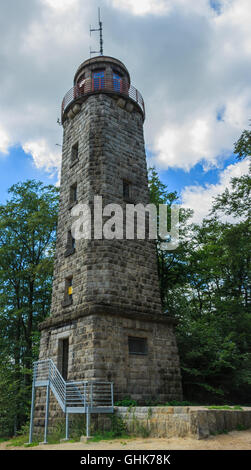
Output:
49 93 162 321
114 406 251 439
39 313 182 403
36 312 182 436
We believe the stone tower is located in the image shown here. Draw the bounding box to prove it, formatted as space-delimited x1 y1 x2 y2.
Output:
38 55 182 404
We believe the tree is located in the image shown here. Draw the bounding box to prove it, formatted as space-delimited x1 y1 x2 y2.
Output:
0 180 59 435
176 212 251 403
173 143 250 403
148 167 193 310
148 128 251 404
234 126 251 161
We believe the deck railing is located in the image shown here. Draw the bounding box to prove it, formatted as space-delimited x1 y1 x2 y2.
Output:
61 77 145 120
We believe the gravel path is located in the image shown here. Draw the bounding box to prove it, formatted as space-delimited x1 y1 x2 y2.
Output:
1 430 251 450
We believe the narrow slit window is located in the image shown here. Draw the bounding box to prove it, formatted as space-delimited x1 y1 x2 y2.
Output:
65 277 73 302
71 142 79 162
70 183 77 204
128 337 147 355
67 230 75 251
123 180 130 200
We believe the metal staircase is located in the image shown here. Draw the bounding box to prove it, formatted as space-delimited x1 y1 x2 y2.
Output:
29 359 114 443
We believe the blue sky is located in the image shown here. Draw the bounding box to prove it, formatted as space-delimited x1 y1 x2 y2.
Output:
0 0 250 221
0 143 237 204
147 150 238 200
0 146 58 203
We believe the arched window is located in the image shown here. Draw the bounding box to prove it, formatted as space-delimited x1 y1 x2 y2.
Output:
93 70 105 90
113 72 122 92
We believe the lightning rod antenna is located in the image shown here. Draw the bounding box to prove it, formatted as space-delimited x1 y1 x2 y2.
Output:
90 7 103 56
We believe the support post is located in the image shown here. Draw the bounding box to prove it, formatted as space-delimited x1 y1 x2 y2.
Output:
29 381 36 444
65 412 69 440
84 382 86 409
43 383 50 444
86 406 90 438
111 383 114 410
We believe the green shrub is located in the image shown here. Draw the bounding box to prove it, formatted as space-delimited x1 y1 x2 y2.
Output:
236 424 248 431
114 397 138 407
109 414 128 437
89 415 129 442
164 400 193 406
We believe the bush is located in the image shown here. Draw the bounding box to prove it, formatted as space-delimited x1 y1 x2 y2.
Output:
164 400 194 406
114 397 138 407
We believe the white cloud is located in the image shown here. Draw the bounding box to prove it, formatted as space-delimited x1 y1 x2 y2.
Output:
0 0 250 178
181 158 250 223
23 140 61 175
108 0 212 16
0 126 10 155
41 0 79 11
143 0 251 170
108 0 171 16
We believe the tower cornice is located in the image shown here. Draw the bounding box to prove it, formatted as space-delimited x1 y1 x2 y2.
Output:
39 304 178 331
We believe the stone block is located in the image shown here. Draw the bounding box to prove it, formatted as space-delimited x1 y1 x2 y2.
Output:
117 98 126 108
73 104 81 115
126 102 134 112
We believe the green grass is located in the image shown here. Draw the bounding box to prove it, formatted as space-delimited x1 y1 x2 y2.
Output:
6 434 40 448
23 442 40 447
87 431 131 443
206 405 243 410
0 437 10 443
163 400 194 406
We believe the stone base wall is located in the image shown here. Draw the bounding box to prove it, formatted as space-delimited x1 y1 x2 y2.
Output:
114 406 251 439
39 313 183 404
35 311 182 436
33 405 251 440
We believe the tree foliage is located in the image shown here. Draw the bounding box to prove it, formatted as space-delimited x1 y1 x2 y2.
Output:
0 180 59 435
234 125 251 161
148 132 251 404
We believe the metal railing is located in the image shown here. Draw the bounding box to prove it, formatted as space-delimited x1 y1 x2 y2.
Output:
29 359 113 443
61 77 145 120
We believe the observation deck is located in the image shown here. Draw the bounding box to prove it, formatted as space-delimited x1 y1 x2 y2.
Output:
61 76 145 122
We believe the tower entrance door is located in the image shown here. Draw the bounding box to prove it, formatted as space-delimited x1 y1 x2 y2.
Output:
58 337 69 381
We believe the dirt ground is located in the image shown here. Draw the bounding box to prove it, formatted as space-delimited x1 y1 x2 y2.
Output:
1 430 251 450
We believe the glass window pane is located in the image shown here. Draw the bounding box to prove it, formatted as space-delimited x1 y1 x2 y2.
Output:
93 71 105 90
113 72 122 92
